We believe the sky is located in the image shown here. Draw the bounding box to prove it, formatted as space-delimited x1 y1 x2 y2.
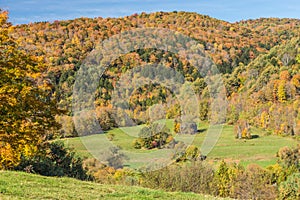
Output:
0 0 299 25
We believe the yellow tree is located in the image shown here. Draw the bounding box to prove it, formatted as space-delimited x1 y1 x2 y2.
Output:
0 11 61 169
277 81 287 103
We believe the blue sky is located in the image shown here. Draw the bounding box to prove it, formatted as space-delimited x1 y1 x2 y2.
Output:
1 0 299 24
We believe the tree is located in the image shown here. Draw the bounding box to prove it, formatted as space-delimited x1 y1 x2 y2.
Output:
296 54 300 64
173 119 181 133
95 106 115 131
277 81 287 102
179 122 198 134
234 119 251 139
103 147 128 169
15 141 90 180
133 123 173 149
0 11 61 169
281 53 292 66
213 161 239 197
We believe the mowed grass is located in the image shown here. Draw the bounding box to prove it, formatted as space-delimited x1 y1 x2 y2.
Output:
64 120 299 168
0 171 230 200
193 125 298 168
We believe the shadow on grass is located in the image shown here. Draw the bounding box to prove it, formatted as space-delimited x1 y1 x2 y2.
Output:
197 128 207 134
251 135 259 139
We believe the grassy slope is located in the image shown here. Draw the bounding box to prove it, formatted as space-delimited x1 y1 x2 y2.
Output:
64 120 298 168
0 171 228 200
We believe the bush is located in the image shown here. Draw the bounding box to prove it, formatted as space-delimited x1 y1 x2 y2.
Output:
15 141 90 181
133 123 174 149
103 147 128 169
83 158 139 185
107 132 115 141
277 145 300 172
180 122 198 134
141 161 214 195
278 173 300 200
232 164 277 200
173 119 197 135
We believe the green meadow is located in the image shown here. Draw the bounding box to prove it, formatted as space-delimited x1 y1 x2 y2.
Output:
0 171 230 200
64 120 298 169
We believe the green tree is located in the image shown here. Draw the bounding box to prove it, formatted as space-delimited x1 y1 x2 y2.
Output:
134 123 172 149
296 54 300 64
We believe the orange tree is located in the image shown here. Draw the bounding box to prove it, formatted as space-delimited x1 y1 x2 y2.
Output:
0 11 61 169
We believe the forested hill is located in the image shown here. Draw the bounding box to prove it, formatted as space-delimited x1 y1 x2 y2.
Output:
10 11 300 136
13 11 300 75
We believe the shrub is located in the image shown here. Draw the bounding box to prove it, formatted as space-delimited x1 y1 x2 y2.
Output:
133 123 174 149
180 122 198 134
141 161 214 195
83 158 139 185
232 164 277 200
173 144 202 162
107 132 115 141
173 119 197 135
277 145 300 172
15 141 90 181
278 173 300 200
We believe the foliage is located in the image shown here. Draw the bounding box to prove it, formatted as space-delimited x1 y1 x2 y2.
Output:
278 173 300 200
142 160 277 199
173 144 202 162
55 115 77 137
15 141 90 180
227 38 300 137
234 119 252 139
141 161 214 195
213 161 240 197
95 106 116 131
276 145 300 173
133 123 174 149
173 119 181 133
102 146 128 169
0 11 61 169
10 11 300 134
173 119 198 135
83 158 139 185
1 10 300 199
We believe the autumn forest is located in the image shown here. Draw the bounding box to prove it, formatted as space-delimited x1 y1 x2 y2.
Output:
0 10 300 200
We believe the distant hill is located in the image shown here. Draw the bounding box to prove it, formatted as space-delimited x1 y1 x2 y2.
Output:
13 12 300 74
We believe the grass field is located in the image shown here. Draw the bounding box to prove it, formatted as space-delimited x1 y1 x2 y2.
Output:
0 171 230 200
64 120 299 168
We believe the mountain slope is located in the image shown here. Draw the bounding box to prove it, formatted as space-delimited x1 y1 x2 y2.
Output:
9 11 300 136
225 37 300 135
11 12 300 110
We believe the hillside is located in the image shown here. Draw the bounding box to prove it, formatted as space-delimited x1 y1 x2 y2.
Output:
225 37 300 136
11 12 300 112
0 171 229 200
8 11 299 138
